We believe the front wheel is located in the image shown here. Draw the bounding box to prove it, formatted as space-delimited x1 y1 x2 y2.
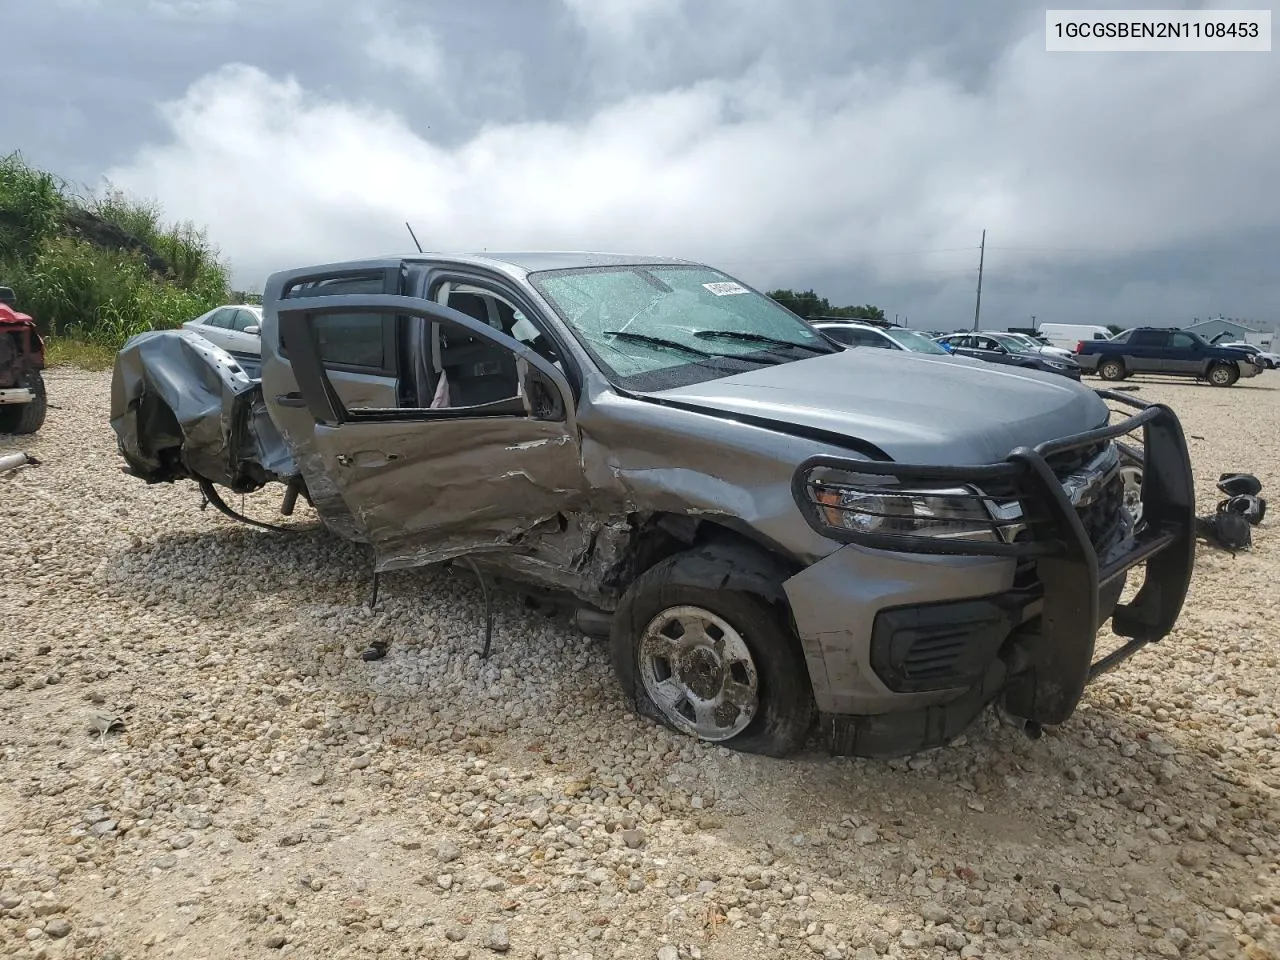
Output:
0 371 47 434
1207 362 1238 387
1098 358 1126 381
610 548 816 757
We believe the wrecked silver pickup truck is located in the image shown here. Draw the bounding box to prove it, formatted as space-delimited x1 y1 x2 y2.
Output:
110 253 1196 758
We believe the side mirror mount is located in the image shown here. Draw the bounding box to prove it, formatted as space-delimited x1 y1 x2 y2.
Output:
517 356 573 423
245 325 261 336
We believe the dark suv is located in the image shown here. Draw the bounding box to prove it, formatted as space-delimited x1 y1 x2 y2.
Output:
1075 327 1261 386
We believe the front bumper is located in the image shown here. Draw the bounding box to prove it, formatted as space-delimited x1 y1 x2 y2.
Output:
1238 360 1262 378
784 390 1196 756
0 387 35 405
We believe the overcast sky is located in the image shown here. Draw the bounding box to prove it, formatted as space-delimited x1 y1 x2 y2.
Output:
4 0 1278 330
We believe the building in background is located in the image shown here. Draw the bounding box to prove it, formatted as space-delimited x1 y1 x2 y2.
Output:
1184 317 1276 349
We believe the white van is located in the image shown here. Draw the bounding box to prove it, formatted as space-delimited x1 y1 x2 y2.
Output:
1037 323 1114 351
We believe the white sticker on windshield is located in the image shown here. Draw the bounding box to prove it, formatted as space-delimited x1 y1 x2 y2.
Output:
703 281 749 296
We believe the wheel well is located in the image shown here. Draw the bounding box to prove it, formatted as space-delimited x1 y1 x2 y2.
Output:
1207 360 1237 381
129 393 189 481
616 513 804 608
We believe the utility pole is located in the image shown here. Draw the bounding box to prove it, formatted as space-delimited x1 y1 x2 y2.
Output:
972 229 986 332
1031 314 1036 331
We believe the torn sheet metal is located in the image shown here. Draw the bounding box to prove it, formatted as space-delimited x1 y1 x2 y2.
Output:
109 329 295 489
308 414 592 571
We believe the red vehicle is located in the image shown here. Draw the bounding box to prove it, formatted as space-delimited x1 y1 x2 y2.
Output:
0 288 48 434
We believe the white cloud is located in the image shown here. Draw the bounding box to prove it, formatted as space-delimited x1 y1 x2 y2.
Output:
364 20 446 91
105 21 1280 306
559 0 685 41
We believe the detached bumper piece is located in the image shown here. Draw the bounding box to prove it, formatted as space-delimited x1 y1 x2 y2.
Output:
796 390 1196 753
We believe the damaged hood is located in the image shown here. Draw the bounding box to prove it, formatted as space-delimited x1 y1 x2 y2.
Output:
650 349 1110 464
110 329 295 487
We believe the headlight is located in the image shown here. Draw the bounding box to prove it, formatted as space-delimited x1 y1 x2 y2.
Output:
805 477 1001 542
1045 359 1071 369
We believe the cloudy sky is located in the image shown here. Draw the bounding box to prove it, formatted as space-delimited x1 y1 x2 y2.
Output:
4 0 1278 329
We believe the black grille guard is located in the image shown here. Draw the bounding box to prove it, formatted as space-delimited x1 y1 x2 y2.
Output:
792 389 1197 725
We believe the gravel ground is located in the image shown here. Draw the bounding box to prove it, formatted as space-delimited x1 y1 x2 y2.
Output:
2 367 1279 960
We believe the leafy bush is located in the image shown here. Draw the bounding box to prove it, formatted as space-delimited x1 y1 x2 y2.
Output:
0 151 230 347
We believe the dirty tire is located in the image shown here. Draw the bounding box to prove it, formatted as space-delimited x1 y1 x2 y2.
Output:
1207 363 1238 387
1098 359 1126 381
610 548 815 758
0 371 46 434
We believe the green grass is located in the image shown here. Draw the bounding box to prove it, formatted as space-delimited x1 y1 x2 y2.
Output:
1 150 231 349
43 336 118 372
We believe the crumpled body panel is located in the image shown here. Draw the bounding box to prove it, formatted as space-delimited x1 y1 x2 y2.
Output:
109 329 295 489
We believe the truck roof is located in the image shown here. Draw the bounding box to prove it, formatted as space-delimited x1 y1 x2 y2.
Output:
263 251 705 295
400 251 697 273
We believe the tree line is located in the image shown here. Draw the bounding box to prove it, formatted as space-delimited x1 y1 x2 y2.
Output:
0 151 230 346
766 288 886 321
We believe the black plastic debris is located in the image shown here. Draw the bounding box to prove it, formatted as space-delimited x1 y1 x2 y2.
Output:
1196 473 1266 553
1217 472 1262 497
1222 494 1266 526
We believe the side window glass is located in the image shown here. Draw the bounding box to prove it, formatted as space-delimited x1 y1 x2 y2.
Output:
232 309 259 332
279 273 392 365
206 308 233 329
314 313 387 369
1168 333 1194 350
309 311 532 418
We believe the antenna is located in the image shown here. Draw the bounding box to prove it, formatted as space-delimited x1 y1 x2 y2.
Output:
405 221 423 253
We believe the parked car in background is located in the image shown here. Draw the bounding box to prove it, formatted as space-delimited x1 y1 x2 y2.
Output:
1212 340 1278 370
811 319 954 356
1038 323 1114 351
1002 332 1076 361
933 332 1082 379
183 304 263 356
1074 327 1261 386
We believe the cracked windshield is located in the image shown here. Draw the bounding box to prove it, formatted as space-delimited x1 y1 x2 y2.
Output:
530 265 833 384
